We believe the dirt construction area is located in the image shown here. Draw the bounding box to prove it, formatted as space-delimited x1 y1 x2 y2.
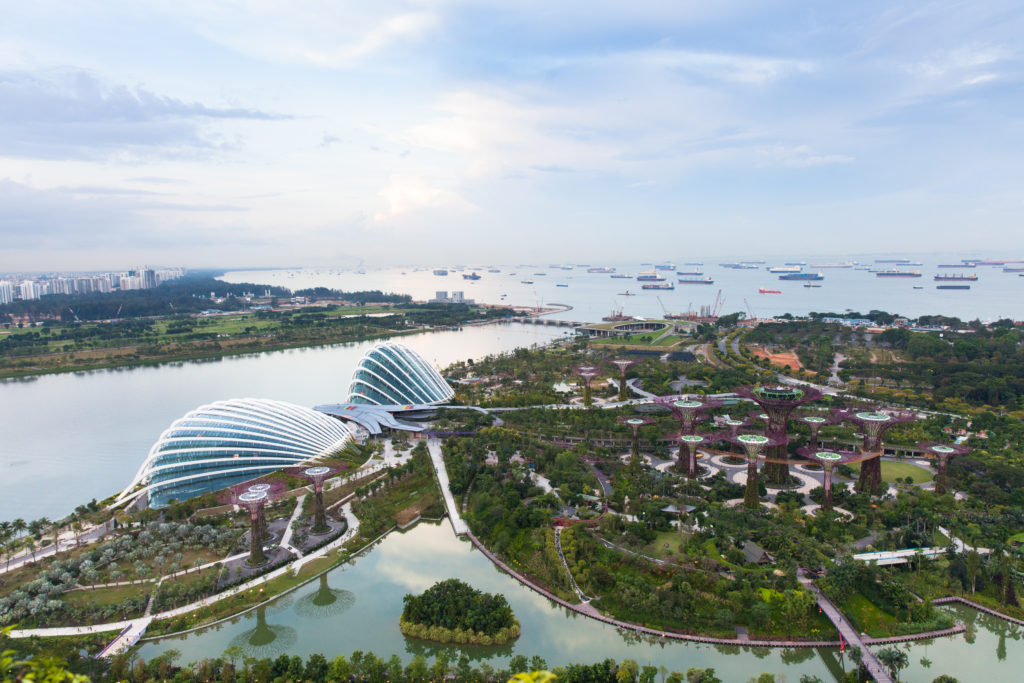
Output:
751 347 804 371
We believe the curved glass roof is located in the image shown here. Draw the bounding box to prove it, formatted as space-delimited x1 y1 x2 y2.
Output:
117 398 353 508
346 342 454 406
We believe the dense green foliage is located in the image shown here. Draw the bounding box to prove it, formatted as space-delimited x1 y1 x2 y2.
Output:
401 578 516 637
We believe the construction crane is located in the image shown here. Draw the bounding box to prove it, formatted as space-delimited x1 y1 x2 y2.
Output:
711 289 725 318
744 298 755 322
67 307 81 323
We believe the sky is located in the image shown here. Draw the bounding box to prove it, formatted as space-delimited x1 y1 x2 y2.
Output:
1 1 1022 270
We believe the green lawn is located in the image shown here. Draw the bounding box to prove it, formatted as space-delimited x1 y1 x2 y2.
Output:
850 460 934 484
64 582 152 607
840 590 900 638
643 529 686 558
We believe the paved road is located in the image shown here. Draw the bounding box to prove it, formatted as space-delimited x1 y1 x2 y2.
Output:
798 570 894 683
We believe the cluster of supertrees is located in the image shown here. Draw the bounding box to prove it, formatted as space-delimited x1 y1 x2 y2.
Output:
221 465 338 566
572 358 639 406
611 382 969 512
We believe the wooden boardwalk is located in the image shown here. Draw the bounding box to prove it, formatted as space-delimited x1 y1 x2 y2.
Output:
798 571 894 682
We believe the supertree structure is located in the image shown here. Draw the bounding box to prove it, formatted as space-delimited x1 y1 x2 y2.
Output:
222 481 285 566
573 364 603 407
287 465 336 534
655 396 723 435
673 433 707 478
735 385 823 486
916 441 971 494
796 446 861 511
834 408 917 493
605 358 640 401
617 415 654 464
720 432 787 509
797 413 838 448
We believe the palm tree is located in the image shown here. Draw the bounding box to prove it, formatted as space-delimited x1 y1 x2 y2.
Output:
0 520 12 570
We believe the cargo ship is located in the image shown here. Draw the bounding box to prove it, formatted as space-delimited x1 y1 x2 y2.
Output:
937 285 971 290
779 272 824 281
677 268 703 276
811 262 853 268
876 259 912 264
637 271 666 282
1002 267 1024 273
768 265 802 273
641 282 675 290
610 273 632 278
462 272 481 280
939 263 974 268
654 263 677 271
876 269 922 277
803 283 822 288
759 287 781 294
587 266 615 273
677 276 714 285
933 273 978 281
433 269 448 276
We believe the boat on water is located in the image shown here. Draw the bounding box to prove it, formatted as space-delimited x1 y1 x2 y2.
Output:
939 263 974 268
803 283 821 288
876 258 911 264
913 286 924 289
462 272 481 280
876 269 922 278
759 287 781 294
637 271 666 282
767 265 802 273
534 272 547 276
610 273 632 279
937 285 971 290
487 268 501 273
618 290 635 296
654 263 676 271
677 276 714 285
811 262 853 268
784 261 806 266
556 283 568 287
683 262 703 266
934 273 978 281
1002 267 1024 273
779 272 824 281
587 266 615 273
720 262 759 269
521 280 534 284
432 269 448 276
642 282 675 290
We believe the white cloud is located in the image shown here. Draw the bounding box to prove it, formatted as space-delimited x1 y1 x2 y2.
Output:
373 174 476 223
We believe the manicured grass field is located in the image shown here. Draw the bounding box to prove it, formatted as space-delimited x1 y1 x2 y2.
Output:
643 529 686 558
63 582 152 607
850 460 934 484
841 590 900 638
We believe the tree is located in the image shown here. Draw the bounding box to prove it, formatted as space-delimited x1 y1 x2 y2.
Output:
966 550 981 594
876 647 909 680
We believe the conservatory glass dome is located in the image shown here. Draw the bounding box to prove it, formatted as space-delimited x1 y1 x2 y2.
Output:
347 342 454 406
117 398 354 508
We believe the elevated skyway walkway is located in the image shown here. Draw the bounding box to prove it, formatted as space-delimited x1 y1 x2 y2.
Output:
426 438 469 535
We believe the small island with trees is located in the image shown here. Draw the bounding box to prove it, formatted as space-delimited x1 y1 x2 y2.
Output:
399 579 520 646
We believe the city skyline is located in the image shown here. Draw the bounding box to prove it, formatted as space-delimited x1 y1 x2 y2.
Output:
1 1 1022 270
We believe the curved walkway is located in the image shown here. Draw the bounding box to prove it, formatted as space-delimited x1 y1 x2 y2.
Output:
9 502 361 644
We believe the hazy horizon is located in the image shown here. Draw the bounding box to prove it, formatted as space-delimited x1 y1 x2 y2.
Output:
2 2 1022 271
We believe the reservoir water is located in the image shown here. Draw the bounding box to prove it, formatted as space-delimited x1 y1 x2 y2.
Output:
0 323 567 523
138 522 1023 682
137 522 840 680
